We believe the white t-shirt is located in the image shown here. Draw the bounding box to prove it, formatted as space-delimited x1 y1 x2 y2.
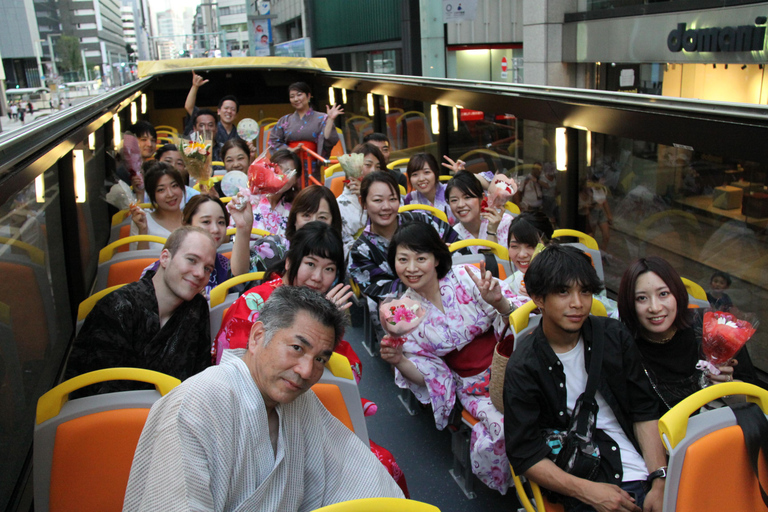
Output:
557 338 648 482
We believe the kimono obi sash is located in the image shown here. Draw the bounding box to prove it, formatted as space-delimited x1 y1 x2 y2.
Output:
288 140 318 153
443 329 496 378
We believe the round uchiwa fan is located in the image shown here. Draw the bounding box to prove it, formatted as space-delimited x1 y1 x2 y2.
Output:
221 171 249 197
238 118 260 143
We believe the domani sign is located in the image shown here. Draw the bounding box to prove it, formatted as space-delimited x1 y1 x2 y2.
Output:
668 17 766 53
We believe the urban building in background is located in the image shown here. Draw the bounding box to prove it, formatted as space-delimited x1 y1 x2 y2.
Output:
0 0 46 88
58 0 130 87
219 0 248 56
3 1 768 110
192 2 219 57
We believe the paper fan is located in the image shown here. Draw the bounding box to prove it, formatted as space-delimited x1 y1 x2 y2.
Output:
238 118 260 143
221 171 249 197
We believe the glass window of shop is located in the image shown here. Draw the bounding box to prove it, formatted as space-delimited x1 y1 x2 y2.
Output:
0 168 74 511
448 48 523 83
601 62 768 104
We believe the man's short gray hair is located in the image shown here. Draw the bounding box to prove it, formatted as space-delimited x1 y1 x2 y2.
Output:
259 286 346 348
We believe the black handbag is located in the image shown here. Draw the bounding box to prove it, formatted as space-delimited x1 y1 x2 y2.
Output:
544 318 605 481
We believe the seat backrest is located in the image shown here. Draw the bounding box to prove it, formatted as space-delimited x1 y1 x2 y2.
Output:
34 368 179 512
0 258 55 363
311 383 355 432
326 171 346 198
104 258 157 289
449 239 512 280
261 122 277 153
659 382 768 512
551 229 604 283
316 357 369 445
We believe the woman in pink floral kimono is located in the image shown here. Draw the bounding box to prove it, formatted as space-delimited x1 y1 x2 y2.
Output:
379 221 527 493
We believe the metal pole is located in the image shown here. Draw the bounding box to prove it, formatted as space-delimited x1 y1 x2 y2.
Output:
81 49 89 81
47 34 58 76
34 40 45 86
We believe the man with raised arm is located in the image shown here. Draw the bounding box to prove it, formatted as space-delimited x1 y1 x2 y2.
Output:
504 245 667 512
184 70 242 161
123 286 404 511
66 226 215 396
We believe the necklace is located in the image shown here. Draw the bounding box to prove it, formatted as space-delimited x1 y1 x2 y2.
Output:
642 327 677 344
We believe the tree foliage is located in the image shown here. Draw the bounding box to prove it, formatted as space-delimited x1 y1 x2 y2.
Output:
57 35 82 74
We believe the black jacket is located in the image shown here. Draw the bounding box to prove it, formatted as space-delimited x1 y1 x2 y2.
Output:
503 316 660 484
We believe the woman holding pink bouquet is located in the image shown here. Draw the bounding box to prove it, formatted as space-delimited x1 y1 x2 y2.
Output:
618 256 757 415
379 221 527 494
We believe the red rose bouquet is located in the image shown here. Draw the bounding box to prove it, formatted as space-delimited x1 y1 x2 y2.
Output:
379 296 426 348
248 149 296 195
696 311 757 375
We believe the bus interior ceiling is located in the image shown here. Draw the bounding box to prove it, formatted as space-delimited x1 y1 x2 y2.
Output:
2 61 768 511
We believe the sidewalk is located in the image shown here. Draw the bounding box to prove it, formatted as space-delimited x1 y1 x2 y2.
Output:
0 109 59 138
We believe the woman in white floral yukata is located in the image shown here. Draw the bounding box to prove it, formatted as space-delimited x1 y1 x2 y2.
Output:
445 170 514 252
379 221 527 494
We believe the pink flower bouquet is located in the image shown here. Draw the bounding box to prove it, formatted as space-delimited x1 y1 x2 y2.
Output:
121 133 143 189
379 296 426 348
487 174 517 209
696 311 757 375
248 149 296 195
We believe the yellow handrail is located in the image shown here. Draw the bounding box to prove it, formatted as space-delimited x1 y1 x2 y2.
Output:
449 239 509 260
398 204 448 223
36 368 180 424
0 236 45 265
225 227 271 237
681 277 707 302
77 284 127 321
659 382 768 449
111 203 153 226
510 300 538 333
209 271 265 308
552 229 599 251
326 352 354 381
387 158 410 170
98 235 167 263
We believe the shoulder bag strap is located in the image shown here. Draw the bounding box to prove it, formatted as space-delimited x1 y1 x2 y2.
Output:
730 401 768 507
571 317 605 435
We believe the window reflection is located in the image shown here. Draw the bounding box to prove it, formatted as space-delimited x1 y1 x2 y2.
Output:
584 134 768 371
0 173 68 511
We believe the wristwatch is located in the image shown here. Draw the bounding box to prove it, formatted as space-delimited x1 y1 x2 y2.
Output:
647 466 668 483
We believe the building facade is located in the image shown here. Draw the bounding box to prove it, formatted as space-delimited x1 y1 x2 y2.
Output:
0 0 44 88
219 0 248 56
59 0 128 87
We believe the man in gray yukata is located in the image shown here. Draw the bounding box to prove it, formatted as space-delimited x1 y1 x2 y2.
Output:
123 286 403 511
